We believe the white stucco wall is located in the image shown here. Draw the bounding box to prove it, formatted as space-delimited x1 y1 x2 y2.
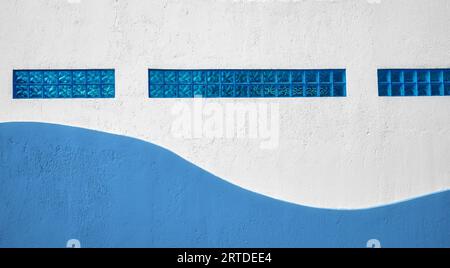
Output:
0 0 449 208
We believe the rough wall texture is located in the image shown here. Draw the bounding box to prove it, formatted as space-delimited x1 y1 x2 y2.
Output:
0 0 449 210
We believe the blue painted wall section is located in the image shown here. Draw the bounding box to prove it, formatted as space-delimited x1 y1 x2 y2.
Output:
13 69 115 99
378 69 450 97
0 122 449 248
149 69 346 98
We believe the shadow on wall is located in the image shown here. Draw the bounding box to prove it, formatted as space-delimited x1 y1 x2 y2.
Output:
0 122 449 247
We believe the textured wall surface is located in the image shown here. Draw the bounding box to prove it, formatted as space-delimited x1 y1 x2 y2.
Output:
0 0 449 210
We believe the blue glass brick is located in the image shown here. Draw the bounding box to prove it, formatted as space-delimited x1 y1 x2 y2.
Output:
29 71 43 84
235 85 248 97
178 71 192 83
249 85 263 97
221 85 234 97
378 70 389 83
206 71 220 84
101 85 115 98
378 83 389 96
431 83 442 96
58 85 72 98
150 70 164 84
444 70 450 82
164 85 178 97
333 70 345 83
14 71 29 84
29 85 43 98
249 71 261 83
404 71 415 83
404 83 416 96
292 84 304 97
193 85 205 96
179 85 192 97
278 85 290 97
87 85 101 98
430 70 442 83
262 71 275 83
43 85 58 98
418 83 429 96
333 83 345 97
417 71 428 83
101 70 114 84
164 71 177 84
221 71 234 83
306 71 318 83
193 71 206 84
58 71 72 84
319 84 331 97
291 71 304 83
207 85 220 97
73 71 86 84
305 84 318 97
277 71 290 83
73 85 86 97
235 71 248 83
150 85 164 98
43 71 58 84
86 71 101 84
319 71 331 83
391 84 402 96
14 85 29 98
445 83 450 96
391 70 402 83
263 84 276 97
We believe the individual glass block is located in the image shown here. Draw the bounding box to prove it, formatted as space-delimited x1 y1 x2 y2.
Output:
235 71 248 83
445 83 450 96
417 70 428 83
277 71 290 83
262 71 275 83
333 70 345 83
391 83 403 96
29 85 43 98
249 71 261 83
43 71 58 84
101 70 114 84
29 71 43 84
178 85 192 97
14 71 29 84
378 70 389 83
14 85 29 98
73 71 86 84
86 71 101 84
333 83 345 97
319 83 331 97
221 71 234 83
444 70 450 82
292 84 304 97
249 85 263 97
305 83 318 97
87 85 100 98
43 85 58 98
319 71 331 83
430 70 442 83
391 70 402 83
164 71 177 84
291 71 304 83
278 85 290 97
206 71 220 84
378 83 390 96
431 83 442 96
72 85 86 97
164 85 177 97
58 71 72 84
235 85 248 97
150 85 164 97
193 85 205 96
418 83 429 96
207 85 220 97
404 83 416 96
149 70 164 84
263 84 276 97
221 84 234 97
306 71 318 83
403 70 415 83
178 71 192 84
193 71 206 84
101 84 115 97
58 85 72 98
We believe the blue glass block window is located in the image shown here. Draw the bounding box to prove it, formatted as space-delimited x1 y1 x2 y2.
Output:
13 69 115 99
148 69 346 98
378 69 449 97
